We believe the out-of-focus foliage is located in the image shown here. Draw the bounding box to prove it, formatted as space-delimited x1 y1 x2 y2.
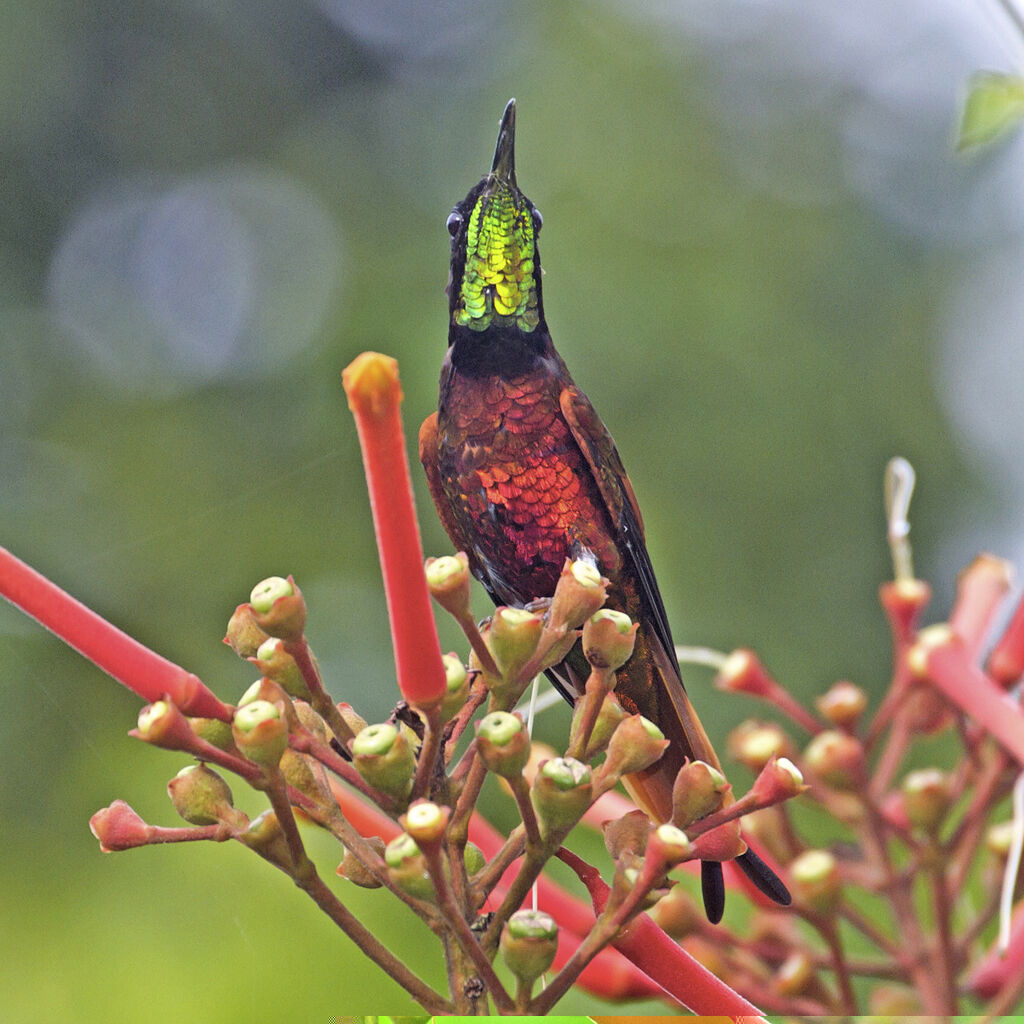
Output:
3 0 1023 1016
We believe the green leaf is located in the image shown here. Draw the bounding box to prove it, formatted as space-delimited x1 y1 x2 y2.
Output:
957 71 1024 152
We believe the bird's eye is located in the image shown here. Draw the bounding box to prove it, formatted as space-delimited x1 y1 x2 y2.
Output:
531 208 543 233
446 211 463 236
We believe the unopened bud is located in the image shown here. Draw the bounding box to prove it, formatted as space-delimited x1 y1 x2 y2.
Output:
476 711 530 777
239 810 292 868
89 800 152 852
168 764 237 826
403 800 450 844
649 884 702 939
531 757 593 837
463 841 486 876
338 836 385 888
715 648 774 697
815 680 868 728
425 553 472 619
439 653 471 722
384 833 434 901
750 756 806 805
548 557 608 630
775 951 817 996
280 748 330 804
134 699 195 751
490 606 544 680
336 702 368 738
582 609 637 670
603 809 652 860
251 637 310 699
802 729 865 790
188 716 235 751
790 849 842 914
727 719 795 772
500 909 558 985
352 723 415 802
901 768 952 834
248 575 306 641
599 714 668 780
986 819 1016 857
232 700 289 767
672 760 729 828
649 822 693 865
573 691 629 758
224 603 270 658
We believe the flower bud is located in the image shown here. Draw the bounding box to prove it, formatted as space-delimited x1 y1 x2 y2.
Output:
603 808 652 860
188 716 235 751
336 702 368 738
649 884 702 939
648 822 693 866
531 757 593 837
901 768 952 834
815 680 868 728
425 553 472 619
224 602 270 658
248 575 306 641
402 800 450 844
352 723 415 802
774 951 817 997
750 756 806 805
239 809 292 868
134 699 196 751
489 606 544 680
167 764 237 826
439 653 471 722
338 836 386 888
500 909 558 986
232 700 289 767
239 678 298 729
672 760 729 828
986 819 1016 857
598 714 668 780
384 833 434 901
476 711 531 778
802 729 865 790
463 841 486 877
714 648 774 697
280 748 331 805
879 578 931 640
547 557 608 631
251 637 310 699
727 719 795 773
90 800 152 852
582 609 637 670
790 849 842 914
573 691 628 759
293 700 329 742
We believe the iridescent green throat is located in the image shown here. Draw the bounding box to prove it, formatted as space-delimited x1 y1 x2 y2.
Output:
454 181 539 333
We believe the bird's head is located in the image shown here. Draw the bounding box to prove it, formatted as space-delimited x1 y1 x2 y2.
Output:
446 99 545 337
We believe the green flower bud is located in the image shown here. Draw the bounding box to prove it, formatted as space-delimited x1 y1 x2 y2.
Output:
500 909 558 986
167 764 237 826
252 637 310 699
547 557 608 631
598 714 668 780
336 702 368 738
248 575 306 641
279 748 330 805
671 759 730 828
439 653 471 723
531 757 592 837
352 723 415 803
476 711 531 778
463 841 486 876
224 602 270 659
582 609 637 670
232 700 289 768
489 606 544 680
425 553 472 619
649 822 693 865
901 768 952 834
187 716 235 751
383 833 434 901
803 730 865 790
790 849 842 914
402 800 450 844
338 836 386 888
134 699 196 751
239 810 292 868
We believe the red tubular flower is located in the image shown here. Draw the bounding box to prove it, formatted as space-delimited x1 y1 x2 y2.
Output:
968 902 1024 998
343 352 446 709
988 590 1024 689
949 553 1012 661
0 545 232 720
879 579 931 646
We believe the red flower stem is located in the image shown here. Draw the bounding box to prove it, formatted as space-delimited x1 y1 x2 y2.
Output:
0 544 232 719
289 732 395 809
342 352 446 709
920 636 1024 765
281 637 355 746
547 846 765 1017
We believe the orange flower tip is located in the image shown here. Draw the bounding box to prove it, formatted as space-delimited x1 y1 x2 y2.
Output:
342 351 402 418
250 576 294 614
906 623 957 677
715 648 772 695
402 800 450 843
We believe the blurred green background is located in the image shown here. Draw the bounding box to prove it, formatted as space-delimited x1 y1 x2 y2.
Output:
3 0 1023 1016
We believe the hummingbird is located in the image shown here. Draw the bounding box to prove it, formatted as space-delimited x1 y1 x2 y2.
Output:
420 99 790 922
